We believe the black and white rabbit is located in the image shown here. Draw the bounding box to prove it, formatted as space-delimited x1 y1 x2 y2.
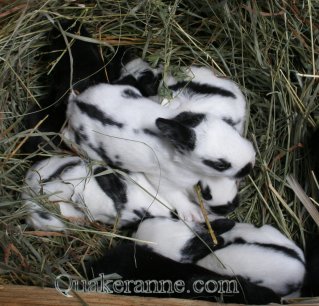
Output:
21 154 240 229
84 241 280 304
116 58 246 134
134 217 306 297
21 155 175 230
162 66 246 134
115 57 163 99
21 21 107 159
113 56 247 216
62 83 255 220
63 85 255 179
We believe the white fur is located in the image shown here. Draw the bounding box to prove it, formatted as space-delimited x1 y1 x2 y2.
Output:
63 83 255 220
134 218 195 261
134 217 306 297
162 66 246 134
22 156 240 230
145 174 238 220
189 176 238 210
22 155 174 231
118 59 246 134
64 84 255 177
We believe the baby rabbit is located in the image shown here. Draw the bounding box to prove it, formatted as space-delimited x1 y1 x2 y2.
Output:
162 66 246 134
63 83 255 220
64 79 255 179
22 154 241 229
116 58 246 134
22 155 174 230
134 217 306 297
85 241 280 304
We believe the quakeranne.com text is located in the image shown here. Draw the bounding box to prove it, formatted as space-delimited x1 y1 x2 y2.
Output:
55 274 239 297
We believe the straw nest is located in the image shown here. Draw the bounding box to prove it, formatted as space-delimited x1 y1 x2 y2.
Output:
0 0 318 291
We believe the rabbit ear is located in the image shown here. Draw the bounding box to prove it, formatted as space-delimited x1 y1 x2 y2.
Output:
155 111 205 152
136 69 162 97
114 57 162 97
197 180 213 201
209 194 240 215
173 111 206 127
209 218 236 234
156 117 196 152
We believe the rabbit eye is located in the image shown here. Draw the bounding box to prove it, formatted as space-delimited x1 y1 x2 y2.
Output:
197 181 213 201
202 158 231 172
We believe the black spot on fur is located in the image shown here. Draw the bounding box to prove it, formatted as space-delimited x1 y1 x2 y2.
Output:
254 242 305 264
156 118 196 152
115 67 161 97
170 209 178 219
89 144 129 172
137 70 162 97
74 131 82 145
202 159 231 172
210 218 237 234
233 237 246 244
122 88 143 99
115 74 139 87
209 194 240 215
115 161 123 167
229 238 305 264
180 234 221 263
143 128 159 137
133 208 153 219
74 125 88 145
181 219 236 262
222 117 240 128
75 100 123 128
93 167 128 212
174 112 206 128
197 181 213 201
169 81 236 99
79 126 89 139
235 162 253 178
88 143 115 166
42 160 81 183
36 210 51 220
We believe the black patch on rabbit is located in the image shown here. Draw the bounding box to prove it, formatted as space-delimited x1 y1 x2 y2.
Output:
93 167 128 212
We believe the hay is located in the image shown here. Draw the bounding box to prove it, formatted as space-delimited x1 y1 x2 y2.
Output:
0 0 318 290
